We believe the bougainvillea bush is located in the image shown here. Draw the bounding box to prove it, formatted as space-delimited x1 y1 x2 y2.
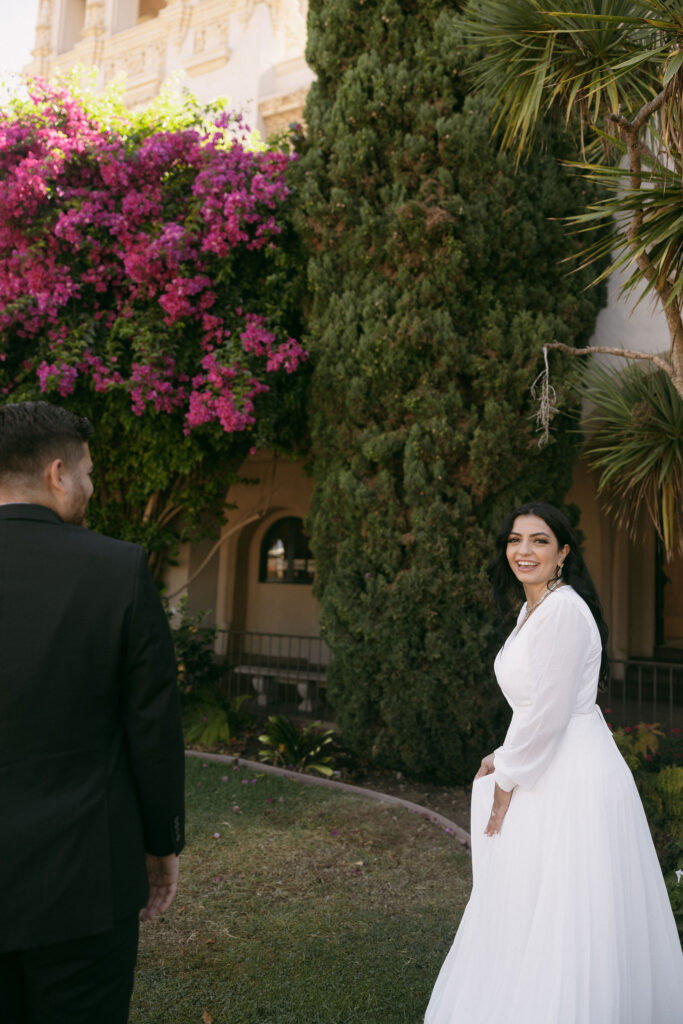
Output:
0 79 308 573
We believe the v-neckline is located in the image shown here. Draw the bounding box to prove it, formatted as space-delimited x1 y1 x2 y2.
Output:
500 584 568 656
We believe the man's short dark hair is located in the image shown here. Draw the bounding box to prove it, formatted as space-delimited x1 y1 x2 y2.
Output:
0 402 94 482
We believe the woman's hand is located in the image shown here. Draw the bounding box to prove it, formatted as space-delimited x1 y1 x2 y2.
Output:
474 753 495 780
484 783 513 837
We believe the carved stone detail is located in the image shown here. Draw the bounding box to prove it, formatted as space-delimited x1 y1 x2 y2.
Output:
260 85 308 137
23 0 311 114
82 0 105 38
33 0 54 60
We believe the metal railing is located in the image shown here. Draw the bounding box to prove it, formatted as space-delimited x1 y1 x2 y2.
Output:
218 630 331 719
216 636 683 732
600 659 683 733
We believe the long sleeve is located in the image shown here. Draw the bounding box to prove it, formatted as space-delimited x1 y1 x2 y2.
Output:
121 547 185 856
493 596 595 793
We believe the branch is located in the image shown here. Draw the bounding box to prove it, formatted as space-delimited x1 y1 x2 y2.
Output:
632 82 674 133
544 341 674 377
609 82 674 135
165 509 266 602
165 457 280 602
156 503 184 529
608 112 632 132
142 490 159 525
617 112 683 360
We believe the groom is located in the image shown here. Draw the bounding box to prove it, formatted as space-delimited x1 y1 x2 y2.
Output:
0 402 185 1023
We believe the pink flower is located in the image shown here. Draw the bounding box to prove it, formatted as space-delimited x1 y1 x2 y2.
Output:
0 82 304 434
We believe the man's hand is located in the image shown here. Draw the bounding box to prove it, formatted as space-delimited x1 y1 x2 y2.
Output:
484 783 513 837
140 853 179 922
474 753 495 780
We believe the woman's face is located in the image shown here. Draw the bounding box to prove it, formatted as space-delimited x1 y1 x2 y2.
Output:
506 514 569 588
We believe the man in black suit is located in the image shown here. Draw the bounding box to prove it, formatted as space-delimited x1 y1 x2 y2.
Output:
0 401 185 1023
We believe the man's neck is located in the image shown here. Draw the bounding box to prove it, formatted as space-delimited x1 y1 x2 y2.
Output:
0 494 55 510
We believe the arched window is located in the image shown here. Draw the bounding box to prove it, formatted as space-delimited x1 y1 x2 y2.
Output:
259 517 315 584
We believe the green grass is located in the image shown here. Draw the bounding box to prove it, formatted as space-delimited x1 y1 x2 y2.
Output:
130 759 472 1024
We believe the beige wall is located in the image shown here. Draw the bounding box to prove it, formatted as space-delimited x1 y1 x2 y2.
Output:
568 457 656 661
175 451 320 638
173 449 663 657
242 513 320 636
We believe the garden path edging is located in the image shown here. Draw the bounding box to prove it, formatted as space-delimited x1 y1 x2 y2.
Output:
185 748 471 850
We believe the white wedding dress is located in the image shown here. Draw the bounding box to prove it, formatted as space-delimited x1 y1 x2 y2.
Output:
425 585 683 1024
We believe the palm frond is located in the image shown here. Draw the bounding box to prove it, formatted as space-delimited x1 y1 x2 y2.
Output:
562 144 683 304
580 360 683 557
463 0 668 159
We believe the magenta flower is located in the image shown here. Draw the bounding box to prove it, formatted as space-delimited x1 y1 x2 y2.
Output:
0 82 306 434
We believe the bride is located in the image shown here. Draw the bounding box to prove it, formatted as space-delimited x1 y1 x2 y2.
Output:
425 502 683 1024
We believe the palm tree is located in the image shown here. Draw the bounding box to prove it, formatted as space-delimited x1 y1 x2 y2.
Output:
581 361 683 556
463 0 683 397
463 1 683 556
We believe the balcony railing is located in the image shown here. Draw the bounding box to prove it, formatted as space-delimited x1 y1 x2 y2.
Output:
600 659 683 733
218 630 331 719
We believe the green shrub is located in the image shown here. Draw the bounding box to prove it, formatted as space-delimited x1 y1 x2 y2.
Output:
170 599 254 746
170 598 221 696
183 694 254 748
259 715 336 776
613 723 683 942
297 0 606 782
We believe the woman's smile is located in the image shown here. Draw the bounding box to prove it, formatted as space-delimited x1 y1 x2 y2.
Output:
506 513 569 603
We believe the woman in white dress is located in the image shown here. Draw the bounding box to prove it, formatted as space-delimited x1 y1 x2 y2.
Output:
425 501 683 1024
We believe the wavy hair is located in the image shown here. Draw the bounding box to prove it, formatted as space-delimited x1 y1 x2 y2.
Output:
487 501 609 686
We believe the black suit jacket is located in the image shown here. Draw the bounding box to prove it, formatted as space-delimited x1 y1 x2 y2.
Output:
0 504 185 951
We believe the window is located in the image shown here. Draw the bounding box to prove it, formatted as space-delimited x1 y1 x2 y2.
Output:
138 0 166 21
110 0 165 34
259 517 315 584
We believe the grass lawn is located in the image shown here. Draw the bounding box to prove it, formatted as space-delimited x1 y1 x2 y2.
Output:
130 758 472 1024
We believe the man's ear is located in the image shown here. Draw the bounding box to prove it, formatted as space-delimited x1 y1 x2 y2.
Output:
44 458 68 496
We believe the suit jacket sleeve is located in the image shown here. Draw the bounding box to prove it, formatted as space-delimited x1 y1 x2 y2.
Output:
121 547 185 856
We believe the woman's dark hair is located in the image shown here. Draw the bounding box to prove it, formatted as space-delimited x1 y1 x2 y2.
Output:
487 501 610 686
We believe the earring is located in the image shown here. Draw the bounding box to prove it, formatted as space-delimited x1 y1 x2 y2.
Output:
554 560 564 581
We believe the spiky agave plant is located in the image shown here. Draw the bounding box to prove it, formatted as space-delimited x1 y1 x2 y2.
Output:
581 360 683 557
259 715 335 776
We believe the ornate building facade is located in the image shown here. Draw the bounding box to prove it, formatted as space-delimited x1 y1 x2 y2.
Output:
25 0 312 134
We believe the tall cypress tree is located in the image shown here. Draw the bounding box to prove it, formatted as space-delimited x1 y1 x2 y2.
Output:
297 0 605 783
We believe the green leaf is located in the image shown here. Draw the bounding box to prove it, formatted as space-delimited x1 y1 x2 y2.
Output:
663 49 683 85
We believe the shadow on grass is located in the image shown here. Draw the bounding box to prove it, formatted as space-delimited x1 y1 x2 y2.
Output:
130 759 471 1024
